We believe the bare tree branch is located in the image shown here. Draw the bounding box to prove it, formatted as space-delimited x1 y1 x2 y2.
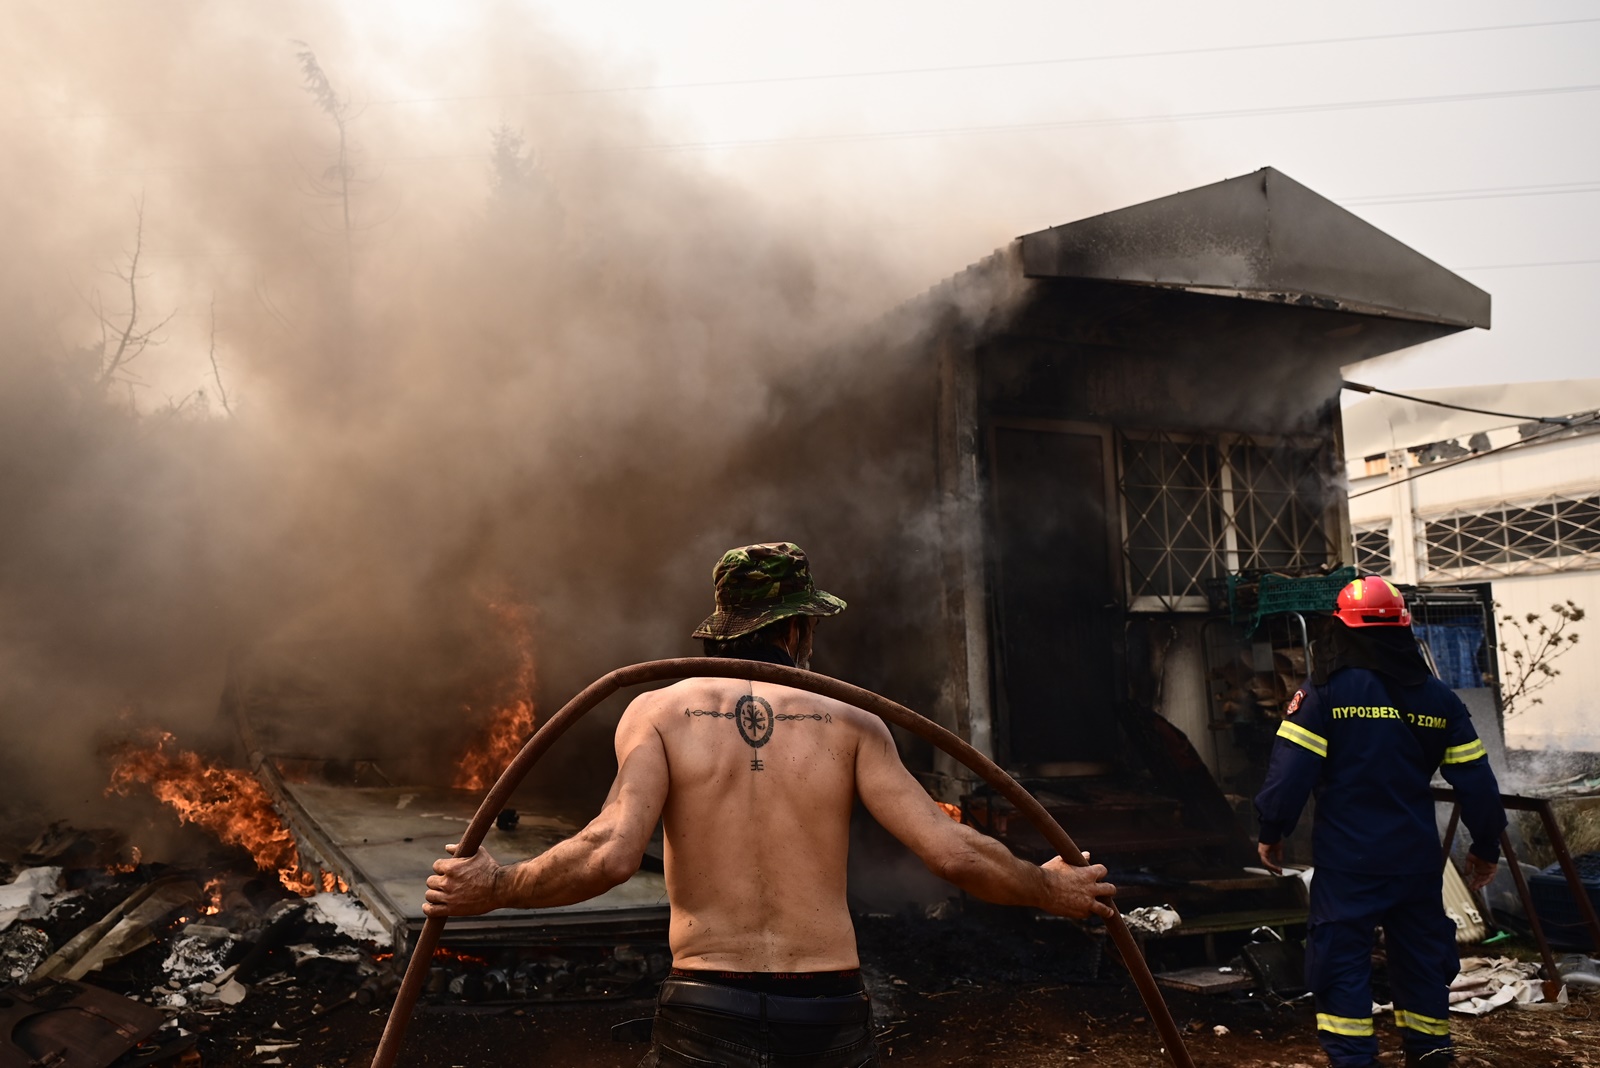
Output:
82 196 179 393
1498 599 1585 716
292 40 356 272
207 294 233 417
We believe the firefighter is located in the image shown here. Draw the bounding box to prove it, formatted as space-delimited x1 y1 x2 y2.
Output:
1255 576 1507 1068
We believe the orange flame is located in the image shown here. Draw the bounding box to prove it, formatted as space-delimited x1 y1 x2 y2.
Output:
107 730 317 895
453 600 538 791
936 801 963 823
201 875 225 915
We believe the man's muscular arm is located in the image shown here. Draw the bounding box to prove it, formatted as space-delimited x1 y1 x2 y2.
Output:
853 716 1116 919
424 697 668 916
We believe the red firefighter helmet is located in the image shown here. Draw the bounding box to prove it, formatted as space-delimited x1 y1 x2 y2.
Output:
1334 575 1411 628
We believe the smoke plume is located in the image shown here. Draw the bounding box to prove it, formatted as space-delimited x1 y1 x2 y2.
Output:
0 2 1001 830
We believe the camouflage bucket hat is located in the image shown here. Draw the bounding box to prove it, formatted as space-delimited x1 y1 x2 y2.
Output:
691 542 847 641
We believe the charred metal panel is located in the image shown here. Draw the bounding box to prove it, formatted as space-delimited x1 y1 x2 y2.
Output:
1020 168 1490 330
262 778 669 952
228 656 670 957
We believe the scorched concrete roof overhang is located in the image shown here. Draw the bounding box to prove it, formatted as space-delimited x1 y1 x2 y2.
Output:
1018 167 1490 331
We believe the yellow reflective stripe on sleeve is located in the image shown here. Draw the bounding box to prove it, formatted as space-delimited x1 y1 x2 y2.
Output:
1316 1013 1375 1037
1394 1010 1450 1036
1277 720 1329 757
1442 739 1488 764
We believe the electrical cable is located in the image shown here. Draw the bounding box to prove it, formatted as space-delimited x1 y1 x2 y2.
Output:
1457 258 1600 270
1342 380 1573 425
1344 180 1600 206
15 15 1600 120
644 82 1600 151
590 16 1600 94
1347 411 1600 500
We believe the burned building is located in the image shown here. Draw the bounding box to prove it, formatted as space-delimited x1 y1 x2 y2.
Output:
773 166 1493 929
905 167 1489 788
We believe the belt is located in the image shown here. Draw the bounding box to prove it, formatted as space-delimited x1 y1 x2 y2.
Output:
657 978 871 1025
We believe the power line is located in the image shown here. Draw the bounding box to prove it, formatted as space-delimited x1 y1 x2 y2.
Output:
1342 381 1572 425
1343 179 1600 206
13 16 1600 121
58 80 1600 176
445 15 1600 96
1457 258 1600 270
643 81 1600 151
1348 412 1600 500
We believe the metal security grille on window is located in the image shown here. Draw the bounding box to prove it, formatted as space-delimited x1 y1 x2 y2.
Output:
1424 493 1600 579
1354 525 1393 575
1121 432 1337 609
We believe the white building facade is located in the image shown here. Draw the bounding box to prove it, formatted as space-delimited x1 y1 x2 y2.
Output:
1344 380 1600 752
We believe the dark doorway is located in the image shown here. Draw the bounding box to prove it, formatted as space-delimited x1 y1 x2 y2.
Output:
990 427 1119 767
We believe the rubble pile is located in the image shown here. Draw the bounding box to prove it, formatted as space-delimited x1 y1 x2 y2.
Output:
0 827 398 1068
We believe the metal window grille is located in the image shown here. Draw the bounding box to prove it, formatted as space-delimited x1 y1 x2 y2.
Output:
1229 440 1337 574
1353 524 1393 575
1120 432 1338 610
1423 493 1600 580
1121 434 1225 609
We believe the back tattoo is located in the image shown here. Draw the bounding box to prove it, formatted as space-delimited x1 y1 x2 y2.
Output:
685 695 833 771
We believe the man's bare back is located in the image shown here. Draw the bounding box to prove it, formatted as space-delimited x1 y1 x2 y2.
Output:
639 677 869 971
426 671 1117 965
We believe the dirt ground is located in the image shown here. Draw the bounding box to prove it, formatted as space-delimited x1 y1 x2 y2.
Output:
190 970 1600 1068
181 912 1598 1068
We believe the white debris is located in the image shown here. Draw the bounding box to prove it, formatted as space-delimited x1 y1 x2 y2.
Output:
1121 905 1182 935
0 867 63 932
1448 956 1568 1015
216 979 248 1006
1212 1024 1229 1036
0 924 51 981
162 924 236 983
254 1043 299 1054
286 943 366 967
305 893 391 946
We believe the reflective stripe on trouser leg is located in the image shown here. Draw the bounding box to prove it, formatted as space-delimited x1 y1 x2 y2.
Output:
1316 1013 1375 1036
1394 1010 1450 1036
1384 872 1458 1059
1307 870 1382 1068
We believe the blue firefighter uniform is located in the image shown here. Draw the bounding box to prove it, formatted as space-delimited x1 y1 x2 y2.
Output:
1255 664 1506 1067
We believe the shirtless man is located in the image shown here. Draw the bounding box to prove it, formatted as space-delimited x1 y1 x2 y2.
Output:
425 542 1116 1067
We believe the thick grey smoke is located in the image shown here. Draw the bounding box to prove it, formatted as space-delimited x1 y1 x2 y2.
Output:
0 3 986 829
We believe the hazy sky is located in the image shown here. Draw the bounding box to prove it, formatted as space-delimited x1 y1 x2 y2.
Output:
519 0 1598 396
15 0 1598 400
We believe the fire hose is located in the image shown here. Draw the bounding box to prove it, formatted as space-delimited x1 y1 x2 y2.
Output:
370 658 1194 1068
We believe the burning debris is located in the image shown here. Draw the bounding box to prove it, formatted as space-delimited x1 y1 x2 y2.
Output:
106 731 319 896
